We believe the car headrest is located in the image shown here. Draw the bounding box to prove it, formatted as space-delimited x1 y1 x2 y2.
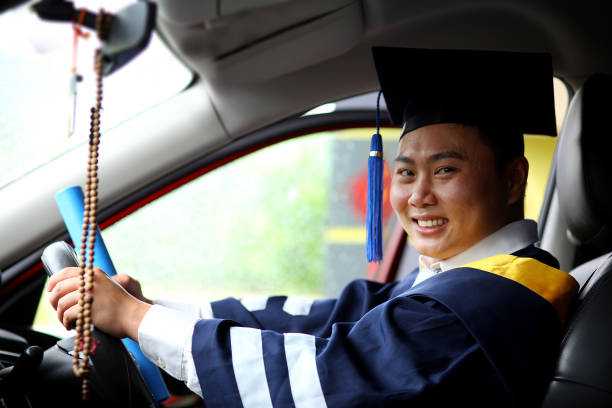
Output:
556 73 612 249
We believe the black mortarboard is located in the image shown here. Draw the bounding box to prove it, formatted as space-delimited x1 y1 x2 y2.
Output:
372 47 557 137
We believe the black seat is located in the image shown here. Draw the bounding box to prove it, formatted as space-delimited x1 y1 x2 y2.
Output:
541 74 612 407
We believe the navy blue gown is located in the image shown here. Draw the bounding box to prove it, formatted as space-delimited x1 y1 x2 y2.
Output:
191 246 578 407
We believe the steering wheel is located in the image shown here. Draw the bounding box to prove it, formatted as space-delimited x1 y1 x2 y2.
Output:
0 322 155 408
33 329 155 407
27 242 157 407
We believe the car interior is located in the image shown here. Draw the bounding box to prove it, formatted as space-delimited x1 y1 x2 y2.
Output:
0 0 611 406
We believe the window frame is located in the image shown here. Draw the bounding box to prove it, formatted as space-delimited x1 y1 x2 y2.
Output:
0 109 395 325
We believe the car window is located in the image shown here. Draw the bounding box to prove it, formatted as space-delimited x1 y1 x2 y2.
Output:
32 79 569 334
0 0 192 190
106 130 399 300
32 128 399 334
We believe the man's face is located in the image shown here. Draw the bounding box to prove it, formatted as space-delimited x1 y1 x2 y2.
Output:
390 123 512 261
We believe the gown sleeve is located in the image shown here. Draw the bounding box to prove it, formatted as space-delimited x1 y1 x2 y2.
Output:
191 292 509 407
209 279 402 336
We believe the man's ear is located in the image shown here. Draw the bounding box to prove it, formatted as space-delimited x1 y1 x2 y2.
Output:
505 156 529 205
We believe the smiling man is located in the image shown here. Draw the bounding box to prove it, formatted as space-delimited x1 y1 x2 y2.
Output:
393 123 525 260
393 123 530 286
49 48 578 407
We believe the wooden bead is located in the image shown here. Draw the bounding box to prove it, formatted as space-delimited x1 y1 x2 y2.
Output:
76 39 105 401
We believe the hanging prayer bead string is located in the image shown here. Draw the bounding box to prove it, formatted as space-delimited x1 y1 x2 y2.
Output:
72 8 111 400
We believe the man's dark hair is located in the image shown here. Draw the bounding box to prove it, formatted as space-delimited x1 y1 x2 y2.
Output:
476 126 525 173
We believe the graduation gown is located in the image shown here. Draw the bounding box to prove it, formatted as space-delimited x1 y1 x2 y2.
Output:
191 245 577 407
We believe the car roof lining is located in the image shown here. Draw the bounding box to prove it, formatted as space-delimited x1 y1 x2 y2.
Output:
153 0 612 140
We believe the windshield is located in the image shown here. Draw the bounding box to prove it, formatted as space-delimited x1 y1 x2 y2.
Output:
0 0 193 189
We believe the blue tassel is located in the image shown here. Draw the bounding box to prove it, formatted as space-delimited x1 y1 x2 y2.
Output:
366 91 384 263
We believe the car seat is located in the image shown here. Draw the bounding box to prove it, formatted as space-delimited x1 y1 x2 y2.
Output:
541 73 612 407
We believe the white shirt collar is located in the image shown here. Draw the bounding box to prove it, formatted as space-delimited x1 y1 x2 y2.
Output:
418 219 539 275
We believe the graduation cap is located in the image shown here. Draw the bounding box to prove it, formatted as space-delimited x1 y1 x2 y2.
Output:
366 47 557 263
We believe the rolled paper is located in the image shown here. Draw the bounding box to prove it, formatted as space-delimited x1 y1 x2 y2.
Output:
55 186 117 276
55 186 170 403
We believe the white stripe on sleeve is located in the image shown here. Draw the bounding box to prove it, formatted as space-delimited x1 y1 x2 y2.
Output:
282 295 314 316
284 333 327 408
230 327 273 408
240 295 270 311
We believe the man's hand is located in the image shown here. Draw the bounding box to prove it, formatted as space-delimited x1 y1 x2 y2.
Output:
47 267 151 341
112 273 152 304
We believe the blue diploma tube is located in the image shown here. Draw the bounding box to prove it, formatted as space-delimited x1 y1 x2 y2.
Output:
55 186 170 403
